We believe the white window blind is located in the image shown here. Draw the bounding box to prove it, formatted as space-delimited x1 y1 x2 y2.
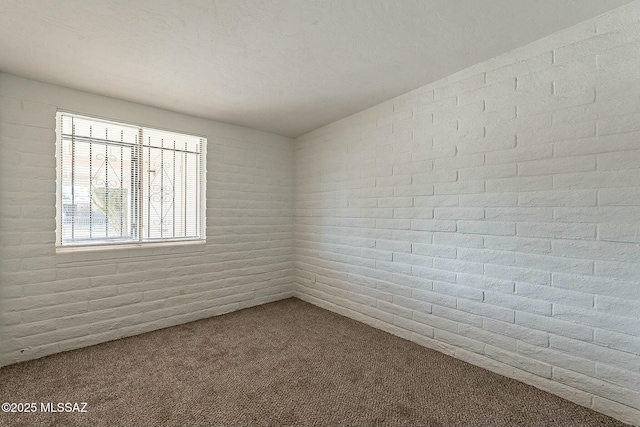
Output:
56 112 205 247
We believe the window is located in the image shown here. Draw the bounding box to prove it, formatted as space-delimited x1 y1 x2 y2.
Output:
56 112 206 247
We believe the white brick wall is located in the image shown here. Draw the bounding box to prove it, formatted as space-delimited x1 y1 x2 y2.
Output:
293 3 640 424
0 73 295 366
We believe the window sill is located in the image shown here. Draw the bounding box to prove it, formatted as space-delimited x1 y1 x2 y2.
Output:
56 239 206 253
55 239 206 263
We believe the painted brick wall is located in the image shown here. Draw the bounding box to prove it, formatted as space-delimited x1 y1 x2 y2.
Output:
293 3 640 424
0 73 295 367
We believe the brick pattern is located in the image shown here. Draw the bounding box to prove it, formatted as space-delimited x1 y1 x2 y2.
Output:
0 74 295 367
293 3 640 424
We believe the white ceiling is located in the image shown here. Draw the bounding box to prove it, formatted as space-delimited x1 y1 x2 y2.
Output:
0 0 633 137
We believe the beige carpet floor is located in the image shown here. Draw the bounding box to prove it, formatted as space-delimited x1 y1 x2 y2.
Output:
0 298 628 426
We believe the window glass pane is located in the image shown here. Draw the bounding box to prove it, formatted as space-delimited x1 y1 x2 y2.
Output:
61 138 135 244
141 145 201 240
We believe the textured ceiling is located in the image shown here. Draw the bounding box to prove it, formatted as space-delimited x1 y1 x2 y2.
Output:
0 0 633 137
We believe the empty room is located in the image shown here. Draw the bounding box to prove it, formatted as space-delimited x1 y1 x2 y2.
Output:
1 0 639 426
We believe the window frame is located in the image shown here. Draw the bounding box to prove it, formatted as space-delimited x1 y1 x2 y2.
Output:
55 111 207 250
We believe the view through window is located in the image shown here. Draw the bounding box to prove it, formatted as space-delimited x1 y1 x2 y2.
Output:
56 112 205 247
